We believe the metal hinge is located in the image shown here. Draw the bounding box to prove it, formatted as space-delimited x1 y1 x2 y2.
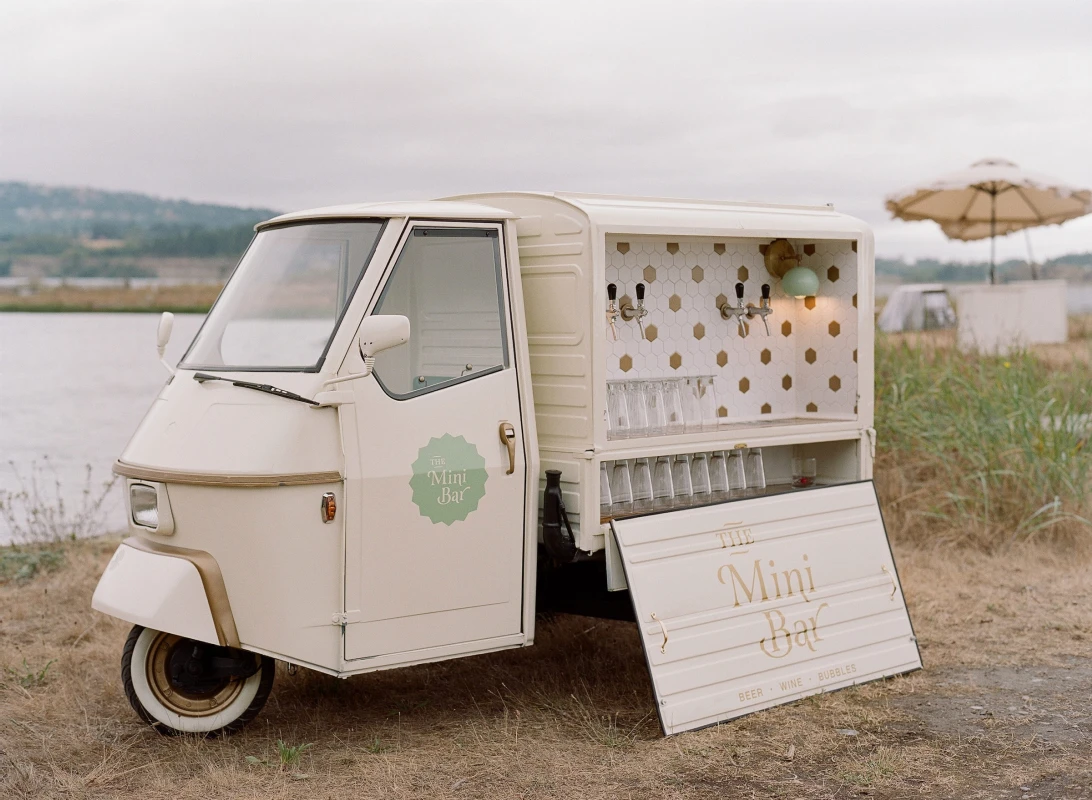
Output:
865 428 877 460
331 610 361 626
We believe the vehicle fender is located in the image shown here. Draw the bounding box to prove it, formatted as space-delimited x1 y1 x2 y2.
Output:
92 538 241 648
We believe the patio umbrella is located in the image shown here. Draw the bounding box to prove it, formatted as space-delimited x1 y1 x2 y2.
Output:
885 158 1092 284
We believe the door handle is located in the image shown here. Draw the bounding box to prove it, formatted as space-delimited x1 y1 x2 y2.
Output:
498 422 517 475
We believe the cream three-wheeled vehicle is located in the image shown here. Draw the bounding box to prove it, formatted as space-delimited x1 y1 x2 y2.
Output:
93 204 540 734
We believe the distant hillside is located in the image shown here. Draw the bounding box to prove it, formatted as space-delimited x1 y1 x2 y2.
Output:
877 253 1092 284
0 181 279 236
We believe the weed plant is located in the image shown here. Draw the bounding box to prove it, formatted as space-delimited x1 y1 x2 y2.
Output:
875 336 1092 549
0 459 117 545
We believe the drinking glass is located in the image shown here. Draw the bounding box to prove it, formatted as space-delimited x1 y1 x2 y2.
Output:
600 462 613 513
792 456 817 488
726 449 747 493
632 457 654 513
690 452 711 502
663 380 685 434
607 381 630 440
744 448 766 494
682 377 702 432
671 454 693 506
698 376 720 430
709 451 730 499
645 380 667 436
610 460 634 513
625 381 649 438
652 456 675 510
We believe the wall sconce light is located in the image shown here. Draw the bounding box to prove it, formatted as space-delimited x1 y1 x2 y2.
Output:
764 239 818 299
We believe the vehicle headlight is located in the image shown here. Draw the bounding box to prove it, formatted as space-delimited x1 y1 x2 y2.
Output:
130 484 160 529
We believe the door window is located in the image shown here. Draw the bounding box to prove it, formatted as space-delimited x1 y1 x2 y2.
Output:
371 226 509 398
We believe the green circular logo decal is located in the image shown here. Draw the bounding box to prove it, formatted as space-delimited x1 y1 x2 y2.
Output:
409 434 488 525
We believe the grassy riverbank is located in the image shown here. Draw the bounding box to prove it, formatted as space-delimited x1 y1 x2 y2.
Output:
0 284 221 313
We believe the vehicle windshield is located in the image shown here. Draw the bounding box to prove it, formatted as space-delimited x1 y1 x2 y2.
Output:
181 220 385 371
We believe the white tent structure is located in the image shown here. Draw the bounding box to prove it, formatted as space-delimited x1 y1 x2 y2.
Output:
878 284 956 333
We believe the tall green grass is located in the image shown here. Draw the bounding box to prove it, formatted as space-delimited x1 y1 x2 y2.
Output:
875 337 1092 549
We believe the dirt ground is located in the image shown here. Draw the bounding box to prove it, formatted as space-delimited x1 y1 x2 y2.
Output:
1 538 1091 800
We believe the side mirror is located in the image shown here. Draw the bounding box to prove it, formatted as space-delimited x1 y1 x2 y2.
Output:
358 315 410 359
156 312 175 375
156 312 175 356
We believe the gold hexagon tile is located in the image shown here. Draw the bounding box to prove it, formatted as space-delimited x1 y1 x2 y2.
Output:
758 243 769 256
737 266 749 282
806 402 818 413
853 293 858 308
782 375 792 390
781 320 792 336
715 293 728 310
829 321 841 337
617 242 630 254
691 266 704 283
717 406 728 417
669 352 682 370
804 296 817 310
805 348 817 364
666 243 679 254
760 349 771 365
827 265 840 282
829 375 842 391
760 403 772 414
693 322 705 340
714 243 726 255
716 350 728 367
853 348 857 362
668 294 682 312
803 244 816 256
738 377 750 393
619 355 633 372
643 265 657 283
851 241 858 252
645 324 658 342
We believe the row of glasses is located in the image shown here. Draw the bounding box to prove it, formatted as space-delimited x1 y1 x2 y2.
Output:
601 449 766 516
607 376 721 440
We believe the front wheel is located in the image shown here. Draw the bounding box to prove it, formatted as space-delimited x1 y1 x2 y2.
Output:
121 625 274 736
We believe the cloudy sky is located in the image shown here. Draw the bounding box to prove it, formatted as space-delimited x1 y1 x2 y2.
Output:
2 0 1090 262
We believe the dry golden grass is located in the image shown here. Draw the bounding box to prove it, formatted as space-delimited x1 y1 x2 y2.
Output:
0 284 222 313
2 536 1091 799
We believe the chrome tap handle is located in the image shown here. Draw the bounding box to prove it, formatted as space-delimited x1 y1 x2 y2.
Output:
606 282 619 341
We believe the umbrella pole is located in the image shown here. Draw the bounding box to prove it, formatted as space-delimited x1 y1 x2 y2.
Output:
989 190 997 285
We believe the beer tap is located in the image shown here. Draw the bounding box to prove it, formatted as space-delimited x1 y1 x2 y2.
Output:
620 282 648 339
606 282 619 341
747 283 773 336
719 281 749 336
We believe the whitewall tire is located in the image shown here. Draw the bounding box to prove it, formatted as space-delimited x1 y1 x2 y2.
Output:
121 625 275 736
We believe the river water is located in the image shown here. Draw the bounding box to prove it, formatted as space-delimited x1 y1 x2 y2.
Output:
0 313 205 542
3 285 1092 543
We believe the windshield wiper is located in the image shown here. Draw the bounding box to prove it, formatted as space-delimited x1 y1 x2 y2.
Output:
192 372 318 406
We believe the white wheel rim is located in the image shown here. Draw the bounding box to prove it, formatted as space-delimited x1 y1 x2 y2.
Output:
130 628 263 734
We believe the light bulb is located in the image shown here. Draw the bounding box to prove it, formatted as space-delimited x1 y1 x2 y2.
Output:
782 266 819 298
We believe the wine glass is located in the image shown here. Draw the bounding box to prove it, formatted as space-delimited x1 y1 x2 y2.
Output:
671 454 693 506
607 381 630 440
744 448 766 494
610 460 634 513
632 457 654 513
690 452 711 503
652 456 675 510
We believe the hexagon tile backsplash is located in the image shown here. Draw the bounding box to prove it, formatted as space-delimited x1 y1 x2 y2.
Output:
604 236 858 418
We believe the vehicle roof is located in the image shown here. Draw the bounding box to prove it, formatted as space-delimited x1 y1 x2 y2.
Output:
446 191 872 239
255 200 516 230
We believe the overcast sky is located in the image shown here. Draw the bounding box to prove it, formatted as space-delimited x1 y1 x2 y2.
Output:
2 0 1091 262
